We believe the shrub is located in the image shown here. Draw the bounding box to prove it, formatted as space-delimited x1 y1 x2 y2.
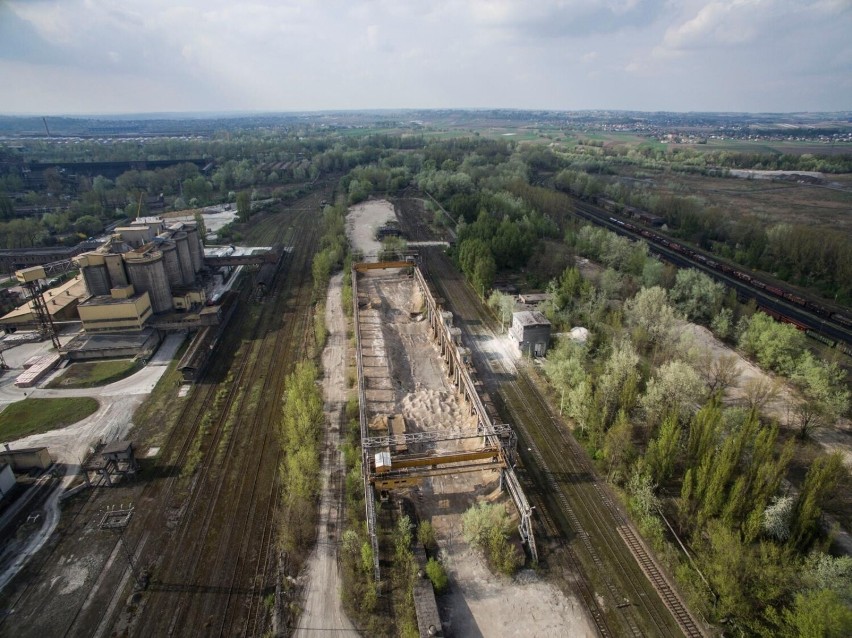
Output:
425 558 449 594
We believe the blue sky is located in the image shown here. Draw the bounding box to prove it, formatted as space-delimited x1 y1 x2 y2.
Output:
1 0 850 114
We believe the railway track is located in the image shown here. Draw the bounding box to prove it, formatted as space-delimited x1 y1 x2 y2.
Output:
124 194 325 636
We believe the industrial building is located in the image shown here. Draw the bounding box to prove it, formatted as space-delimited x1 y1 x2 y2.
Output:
74 217 205 319
0 275 88 331
510 310 551 357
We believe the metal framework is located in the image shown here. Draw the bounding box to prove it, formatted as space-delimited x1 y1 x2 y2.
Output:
361 423 515 451
353 260 539 578
22 280 61 349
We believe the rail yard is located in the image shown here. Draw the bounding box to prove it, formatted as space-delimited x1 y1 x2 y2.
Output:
0 185 333 637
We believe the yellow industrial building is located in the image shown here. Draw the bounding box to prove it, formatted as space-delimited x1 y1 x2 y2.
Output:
77 285 153 332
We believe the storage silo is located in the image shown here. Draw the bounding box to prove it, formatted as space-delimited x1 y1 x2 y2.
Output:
75 254 111 296
185 225 203 274
173 232 195 286
104 253 129 288
160 241 184 289
125 249 173 313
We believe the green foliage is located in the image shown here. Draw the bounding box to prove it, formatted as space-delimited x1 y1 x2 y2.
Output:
0 397 100 440
640 360 705 428
425 558 449 594
783 589 852 638
789 453 846 552
623 286 680 354
738 311 805 375
669 268 725 323
790 352 850 439
487 289 515 332
462 502 523 576
236 190 251 222
417 520 437 551
278 361 324 550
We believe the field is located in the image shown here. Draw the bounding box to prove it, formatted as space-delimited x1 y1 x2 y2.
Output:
0 397 100 440
46 359 140 389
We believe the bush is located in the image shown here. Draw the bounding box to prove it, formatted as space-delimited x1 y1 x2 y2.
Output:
425 558 449 594
417 520 437 551
462 502 523 576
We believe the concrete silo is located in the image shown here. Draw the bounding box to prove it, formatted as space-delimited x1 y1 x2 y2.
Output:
185 225 203 274
173 232 195 286
159 240 184 289
104 253 129 288
124 248 173 313
75 253 111 296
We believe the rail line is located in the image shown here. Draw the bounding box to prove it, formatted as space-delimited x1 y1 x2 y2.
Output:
126 196 324 636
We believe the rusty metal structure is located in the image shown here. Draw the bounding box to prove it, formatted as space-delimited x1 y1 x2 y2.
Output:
353 261 537 581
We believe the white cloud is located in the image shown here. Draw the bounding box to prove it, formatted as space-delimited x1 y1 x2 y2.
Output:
0 0 849 113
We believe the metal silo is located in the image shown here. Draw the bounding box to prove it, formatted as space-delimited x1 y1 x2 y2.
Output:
125 249 173 313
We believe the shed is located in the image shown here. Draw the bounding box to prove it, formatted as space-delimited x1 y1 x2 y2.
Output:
101 440 134 462
510 311 551 357
0 446 52 472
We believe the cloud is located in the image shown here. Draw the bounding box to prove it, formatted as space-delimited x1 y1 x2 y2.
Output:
469 0 666 38
0 0 849 113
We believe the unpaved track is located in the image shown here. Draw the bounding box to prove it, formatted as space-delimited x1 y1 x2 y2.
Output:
294 273 357 637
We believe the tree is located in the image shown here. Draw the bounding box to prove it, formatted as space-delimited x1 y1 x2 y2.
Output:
742 376 781 413
543 341 586 414
644 412 682 484
602 410 634 480
783 589 852 638
424 558 449 593
623 286 680 356
697 351 741 397
237 190 251 222
487 290 515 333
790 352 849 440
789 453 845 552
762 495 795 541
640 360 705 428
738 312 805 375
74 215 103 237
669 268 724 323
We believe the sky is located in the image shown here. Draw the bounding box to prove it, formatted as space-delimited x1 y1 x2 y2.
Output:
1 0 850 115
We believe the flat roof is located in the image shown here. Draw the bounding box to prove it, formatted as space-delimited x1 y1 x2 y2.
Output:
101 440 133 455
80 292 146 307
62 328 156 351
513 310 550 327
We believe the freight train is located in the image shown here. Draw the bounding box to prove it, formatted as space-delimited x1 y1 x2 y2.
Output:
604 214 852 330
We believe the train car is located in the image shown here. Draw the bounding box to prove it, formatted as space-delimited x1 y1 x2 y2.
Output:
765 285 784 297
784 293 807 307
831 312 852 328
752 280 766 290
807 331 837 348
805 301 830 317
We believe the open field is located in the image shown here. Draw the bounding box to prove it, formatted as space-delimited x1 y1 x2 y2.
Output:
612 165 852 231
0 397 99 440
46 359 140 389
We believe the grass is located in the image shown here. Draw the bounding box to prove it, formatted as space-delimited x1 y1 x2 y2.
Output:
0 397 99 440
47 359 141 389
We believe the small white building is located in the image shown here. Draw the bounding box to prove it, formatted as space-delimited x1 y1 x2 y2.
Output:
510 310 551 357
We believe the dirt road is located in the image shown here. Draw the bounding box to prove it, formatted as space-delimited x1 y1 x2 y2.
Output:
294 272 357 637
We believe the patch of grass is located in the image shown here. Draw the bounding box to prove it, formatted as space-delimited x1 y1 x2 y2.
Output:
0 397 99 440
47 359 141 389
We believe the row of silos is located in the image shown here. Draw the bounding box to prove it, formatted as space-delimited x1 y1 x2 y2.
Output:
75 220 205 315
